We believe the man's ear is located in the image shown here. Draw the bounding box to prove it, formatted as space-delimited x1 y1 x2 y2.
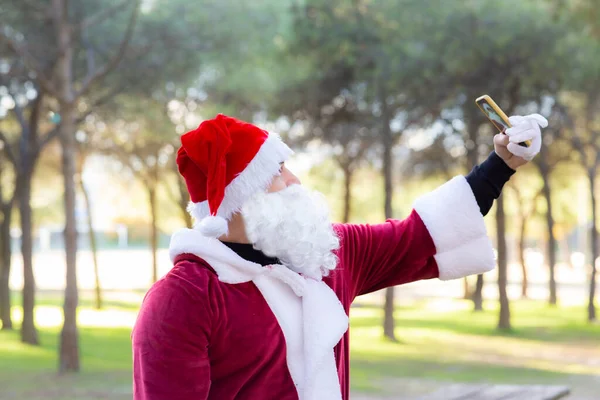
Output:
222 212 252 244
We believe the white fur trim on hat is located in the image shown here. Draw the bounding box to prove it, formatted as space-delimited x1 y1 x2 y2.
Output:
188 132 294 227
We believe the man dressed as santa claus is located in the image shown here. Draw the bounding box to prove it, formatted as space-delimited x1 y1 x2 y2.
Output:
132 113 547 400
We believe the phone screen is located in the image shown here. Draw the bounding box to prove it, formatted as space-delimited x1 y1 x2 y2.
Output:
476 99 510 133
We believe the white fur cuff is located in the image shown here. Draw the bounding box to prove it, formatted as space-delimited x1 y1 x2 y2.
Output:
434 236 495 280
413 176 495 279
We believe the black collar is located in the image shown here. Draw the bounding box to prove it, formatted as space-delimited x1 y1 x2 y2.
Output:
221 241 280 266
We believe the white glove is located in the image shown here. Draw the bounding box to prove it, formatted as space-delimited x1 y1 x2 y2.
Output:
504 114 548 161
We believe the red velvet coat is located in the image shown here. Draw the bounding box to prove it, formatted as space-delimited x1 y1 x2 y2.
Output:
132 176 495 400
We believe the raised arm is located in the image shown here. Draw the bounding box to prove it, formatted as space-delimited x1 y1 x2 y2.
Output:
337 173 495 298
335 113 546 299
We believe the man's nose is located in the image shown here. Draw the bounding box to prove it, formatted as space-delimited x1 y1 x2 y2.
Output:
285 172 301 186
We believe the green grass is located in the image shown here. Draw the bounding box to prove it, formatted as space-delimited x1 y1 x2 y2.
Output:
0 327 133 400
1 294 599 399
348 299 600 396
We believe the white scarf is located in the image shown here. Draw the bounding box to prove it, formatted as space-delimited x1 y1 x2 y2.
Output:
169 228 349 400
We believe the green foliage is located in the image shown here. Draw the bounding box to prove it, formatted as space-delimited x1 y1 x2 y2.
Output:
182 0 300 119
424 0 572 160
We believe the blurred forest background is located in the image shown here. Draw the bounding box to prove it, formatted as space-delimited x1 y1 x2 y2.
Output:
0 0 599 399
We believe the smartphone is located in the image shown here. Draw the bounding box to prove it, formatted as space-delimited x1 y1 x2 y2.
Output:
475 94 530 147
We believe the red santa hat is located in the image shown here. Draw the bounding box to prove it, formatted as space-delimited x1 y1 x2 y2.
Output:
176 114 294 237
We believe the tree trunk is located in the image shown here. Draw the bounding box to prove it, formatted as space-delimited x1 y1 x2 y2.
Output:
79 177 102 310
559 237 573 269
0 200 14 330
379 72 397 342
519 215 529 298
496 194 511 330
588 169 597 322
383 285 396 341
463 278 470 299
382 124 393 223
499 84 519 324
59 104 80 373
54 0 80 371
176 175 193 229
0 154 14 330
13 85 44 337
465 116 484 308
148 185 159 284
341 163 352 223
473 275 484 310
540 163 557 305
19 170 38 345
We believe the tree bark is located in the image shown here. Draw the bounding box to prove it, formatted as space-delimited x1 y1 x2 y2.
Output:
383 285 396 341
380 74 396 342
473 275 484 310
341 163 352 223
53 0 138 372
176 174 193 229
148 184 159 284
465 116 484 309
463 278 470 300
17 88 45 344
498 74 520 328
59 105 80 373
79 176 102 310
588 168 597 322
53 0 80 372
4 85 45 337
496 194 511 330
0 199 14 330
518 216 529 299
0 154 14 330
19 170 38 345
540 162 557 306
561 238 574 269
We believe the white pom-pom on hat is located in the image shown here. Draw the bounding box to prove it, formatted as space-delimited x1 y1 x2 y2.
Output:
198 215 229 238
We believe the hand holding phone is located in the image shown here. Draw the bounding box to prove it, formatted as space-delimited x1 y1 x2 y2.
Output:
475 95 530 147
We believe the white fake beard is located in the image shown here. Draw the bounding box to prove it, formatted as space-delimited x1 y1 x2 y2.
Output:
241 184 340 280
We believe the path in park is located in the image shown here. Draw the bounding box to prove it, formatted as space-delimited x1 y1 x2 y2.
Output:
350 375 600 400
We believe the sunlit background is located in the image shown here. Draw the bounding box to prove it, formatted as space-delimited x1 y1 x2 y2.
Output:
0 0 599 399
